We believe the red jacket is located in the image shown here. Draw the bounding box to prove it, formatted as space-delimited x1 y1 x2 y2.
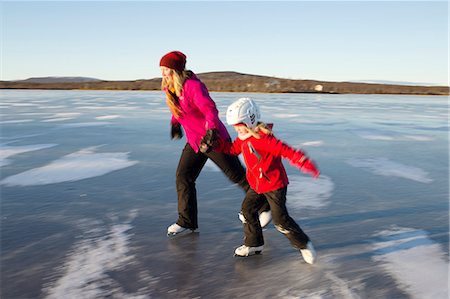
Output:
217 130 306 194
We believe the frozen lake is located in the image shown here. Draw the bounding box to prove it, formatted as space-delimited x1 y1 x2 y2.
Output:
1 89 448 299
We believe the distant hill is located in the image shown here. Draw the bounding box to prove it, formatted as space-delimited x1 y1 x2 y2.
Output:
348 79 443 86
1 72 448 95
17 77 102 83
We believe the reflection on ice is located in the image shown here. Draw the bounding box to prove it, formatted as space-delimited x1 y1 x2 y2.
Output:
42 118 76 123
45 112 81 118
301 140 324 147
287 175 334 209
1 146 138 186
59 122 111 128
203 159 221 172
346 157 432 183
95 115 122 120
372 226 448 299
43 211 149 299
353 129 435 141
0 143 57 167
0 119 34 124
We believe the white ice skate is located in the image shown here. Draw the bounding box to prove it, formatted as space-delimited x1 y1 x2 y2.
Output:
300 241 317 264
234 245 264 257
167 223 194 236
238 210 272 228
258 210 272 228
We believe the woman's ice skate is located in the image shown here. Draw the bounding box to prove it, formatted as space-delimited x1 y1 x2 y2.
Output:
167 223 194 236
234 245 264 257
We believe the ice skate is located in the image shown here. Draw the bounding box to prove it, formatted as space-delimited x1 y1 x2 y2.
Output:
238 210 272 228
258 210 272 228
234 244 264 257
167 223 194 236
300 241 317 264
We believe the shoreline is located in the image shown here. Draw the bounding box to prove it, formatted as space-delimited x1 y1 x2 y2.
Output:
1 88 448 97
1 72 448 96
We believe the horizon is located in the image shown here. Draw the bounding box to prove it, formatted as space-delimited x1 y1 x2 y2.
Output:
7 72 448 87
2 1 448 86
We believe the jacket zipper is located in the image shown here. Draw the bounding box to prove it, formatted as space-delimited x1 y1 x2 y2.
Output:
259 168 271 182
246 141 272 192
243 142 261 192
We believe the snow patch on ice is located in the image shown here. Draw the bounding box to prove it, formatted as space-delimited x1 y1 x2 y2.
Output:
372 226 449 299
48 112 81 118
301 140 324 147
76 106 137 111
38 105 66 109
203 156 246 173
346 158 432 183
272 113 300 118
287 175 334 209
0 144 57 167
203 159 221 172
402 134 434 141
277 270 362 299
1 146 138 186
95 115 122 120
0 119 34 124
59 122 111 128
41 113 81 122
353 129 434 142
42 118 75 122
43 211 150 299
10 103 38 107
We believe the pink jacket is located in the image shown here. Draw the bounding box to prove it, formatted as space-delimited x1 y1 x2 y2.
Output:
169 75 230 152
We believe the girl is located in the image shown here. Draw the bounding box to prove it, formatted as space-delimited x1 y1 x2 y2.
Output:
210 97 320 264
159 51 271 236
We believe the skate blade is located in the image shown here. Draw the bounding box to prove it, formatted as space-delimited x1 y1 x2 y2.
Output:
167 229 195 237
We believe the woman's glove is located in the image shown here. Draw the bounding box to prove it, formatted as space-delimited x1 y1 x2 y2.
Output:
199 129 217 153
171 124 183 140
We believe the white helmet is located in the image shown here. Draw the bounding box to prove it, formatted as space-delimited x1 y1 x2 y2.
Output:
226 97 260 129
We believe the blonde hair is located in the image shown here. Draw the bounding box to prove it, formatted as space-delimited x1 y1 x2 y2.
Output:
241 122 272 139
161 69 193 117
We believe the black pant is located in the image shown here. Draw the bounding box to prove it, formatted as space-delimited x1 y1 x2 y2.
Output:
175 143 268 229
241 187 310 250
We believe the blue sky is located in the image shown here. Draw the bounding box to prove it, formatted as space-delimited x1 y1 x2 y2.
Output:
1 1 448 85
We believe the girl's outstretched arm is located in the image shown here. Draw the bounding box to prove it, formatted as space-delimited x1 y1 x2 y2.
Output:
264 135 320 178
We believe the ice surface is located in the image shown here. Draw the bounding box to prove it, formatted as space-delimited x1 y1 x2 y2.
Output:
1 90 448 299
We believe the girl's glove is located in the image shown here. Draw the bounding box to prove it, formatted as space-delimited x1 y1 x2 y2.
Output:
171 124 183 140
200 129 217 153
299 159 320 178
290 151 320 178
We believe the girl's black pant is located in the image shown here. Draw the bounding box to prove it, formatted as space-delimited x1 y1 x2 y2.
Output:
241 186 310 250
175 143 268 229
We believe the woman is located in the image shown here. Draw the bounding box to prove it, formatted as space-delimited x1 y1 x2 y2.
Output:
159 51 270 236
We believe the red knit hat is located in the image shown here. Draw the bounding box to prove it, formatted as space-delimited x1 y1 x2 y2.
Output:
159 51 187 72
